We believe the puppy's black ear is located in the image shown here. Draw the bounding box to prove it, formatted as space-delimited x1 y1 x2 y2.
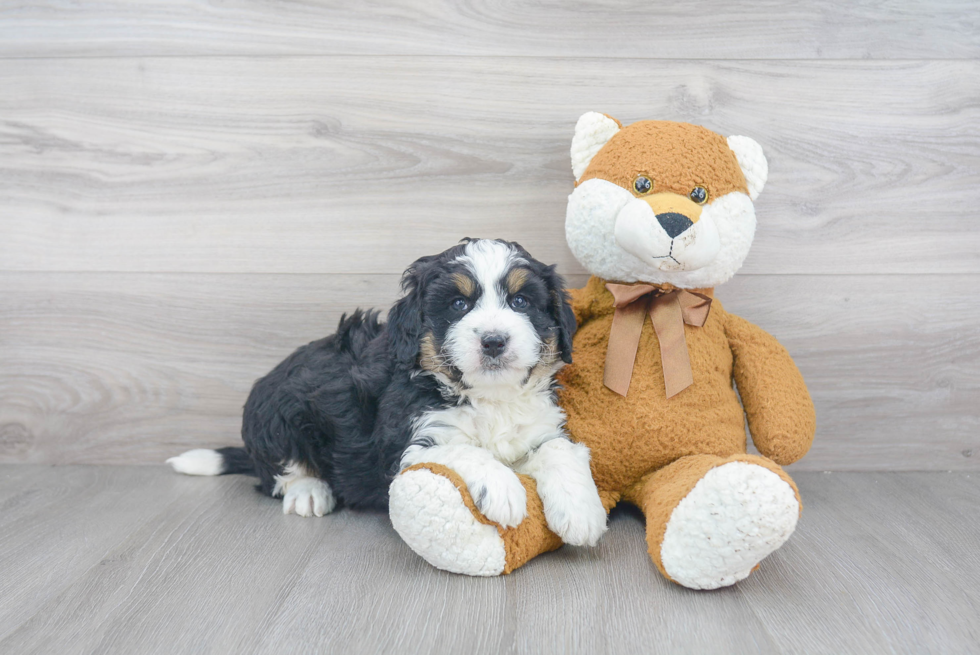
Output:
387 256 433 367
543 265 577 364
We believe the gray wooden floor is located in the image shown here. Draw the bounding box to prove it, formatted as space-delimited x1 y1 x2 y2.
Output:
0 466 977 655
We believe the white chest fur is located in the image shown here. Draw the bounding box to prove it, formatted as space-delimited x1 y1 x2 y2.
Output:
411 387 566 465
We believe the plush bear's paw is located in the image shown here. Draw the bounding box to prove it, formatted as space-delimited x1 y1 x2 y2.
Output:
389 467 506 576
660 462 799 590
282 478 335 517
466 463 527 529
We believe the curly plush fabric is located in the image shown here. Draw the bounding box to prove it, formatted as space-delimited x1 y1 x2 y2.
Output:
624 454 801 589
557 277 815 500
571 112 622 181
726 135 768 200
390 464 506 576
578 121 748 202
390 463 562 575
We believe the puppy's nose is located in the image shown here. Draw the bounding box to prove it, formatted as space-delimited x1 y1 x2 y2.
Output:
656 212 694 238
480 334 508 358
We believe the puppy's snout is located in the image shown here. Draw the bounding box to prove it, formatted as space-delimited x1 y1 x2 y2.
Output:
480 334 508 358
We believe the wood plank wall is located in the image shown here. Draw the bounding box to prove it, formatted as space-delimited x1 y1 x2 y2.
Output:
1 2 978 470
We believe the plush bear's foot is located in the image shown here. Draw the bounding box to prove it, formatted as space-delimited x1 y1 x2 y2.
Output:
629 454 801 590
389 463 564 576
389 465 507 576
659 460 799 589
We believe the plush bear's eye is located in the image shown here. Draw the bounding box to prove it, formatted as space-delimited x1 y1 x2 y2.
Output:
633 176 653 195
690 186 708 204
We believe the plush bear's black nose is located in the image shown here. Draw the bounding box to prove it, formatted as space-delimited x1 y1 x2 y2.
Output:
657 212 694 238
480 334 508 358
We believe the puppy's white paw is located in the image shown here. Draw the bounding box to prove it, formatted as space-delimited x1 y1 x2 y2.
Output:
282 478 335 518
467 463 527 528
519 439 608 546
542 488 608 547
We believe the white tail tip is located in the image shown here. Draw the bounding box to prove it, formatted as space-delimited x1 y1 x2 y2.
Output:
167 449 224 476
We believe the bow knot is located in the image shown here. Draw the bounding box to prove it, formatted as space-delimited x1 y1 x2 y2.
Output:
603 283 712 398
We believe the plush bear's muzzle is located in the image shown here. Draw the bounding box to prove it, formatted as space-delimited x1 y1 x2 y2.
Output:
613 190 722 272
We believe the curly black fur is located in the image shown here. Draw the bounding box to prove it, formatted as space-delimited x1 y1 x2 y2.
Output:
214 239 576 511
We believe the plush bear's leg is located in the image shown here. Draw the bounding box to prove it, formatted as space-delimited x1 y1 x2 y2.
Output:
625 454 801 590
389 463 563 576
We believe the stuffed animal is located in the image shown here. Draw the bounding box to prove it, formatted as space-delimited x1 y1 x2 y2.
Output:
389 114 815 589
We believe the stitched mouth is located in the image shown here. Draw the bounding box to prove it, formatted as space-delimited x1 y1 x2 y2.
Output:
650 239 681 265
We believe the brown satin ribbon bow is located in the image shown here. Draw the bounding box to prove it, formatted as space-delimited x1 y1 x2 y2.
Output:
603 283 713 399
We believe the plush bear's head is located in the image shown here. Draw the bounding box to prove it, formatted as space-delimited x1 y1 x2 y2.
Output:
566 113 768 289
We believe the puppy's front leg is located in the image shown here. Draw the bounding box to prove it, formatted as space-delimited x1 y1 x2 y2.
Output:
516 438 607 546
274 463 336 518
400 444 527 528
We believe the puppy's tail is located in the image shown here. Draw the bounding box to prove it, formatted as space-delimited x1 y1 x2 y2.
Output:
166 447 254 477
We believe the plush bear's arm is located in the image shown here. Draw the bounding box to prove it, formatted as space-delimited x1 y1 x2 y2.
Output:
724 313 815 465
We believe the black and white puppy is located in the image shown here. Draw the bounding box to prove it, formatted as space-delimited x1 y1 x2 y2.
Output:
168 238 607 546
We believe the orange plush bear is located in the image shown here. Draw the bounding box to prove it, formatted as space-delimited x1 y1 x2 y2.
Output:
389 114 816 589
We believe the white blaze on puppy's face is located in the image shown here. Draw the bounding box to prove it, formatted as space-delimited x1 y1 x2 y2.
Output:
445 240 543 390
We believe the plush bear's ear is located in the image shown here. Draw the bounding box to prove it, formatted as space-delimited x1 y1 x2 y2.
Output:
726 135 768 201
571 112 621 181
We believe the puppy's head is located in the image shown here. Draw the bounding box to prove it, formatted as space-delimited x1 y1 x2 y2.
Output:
387 239 575 393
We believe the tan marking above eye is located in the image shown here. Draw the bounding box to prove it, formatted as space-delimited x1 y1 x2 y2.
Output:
506 268 530 295
450 272 475 297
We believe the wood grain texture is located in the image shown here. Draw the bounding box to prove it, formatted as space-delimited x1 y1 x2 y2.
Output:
1 1 978 59
0 272 401 466
1 272 976 470
744 472 980 653
0 466 207 642
1 470 324 654
1 466 978 654
2 57 978 275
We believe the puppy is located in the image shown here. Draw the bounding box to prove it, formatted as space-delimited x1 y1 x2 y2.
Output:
168 239 607 547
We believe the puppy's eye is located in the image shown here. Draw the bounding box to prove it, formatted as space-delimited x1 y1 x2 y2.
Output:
633 176 653 195
451 298 469 312
509 295 529 310
690 186 708 205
